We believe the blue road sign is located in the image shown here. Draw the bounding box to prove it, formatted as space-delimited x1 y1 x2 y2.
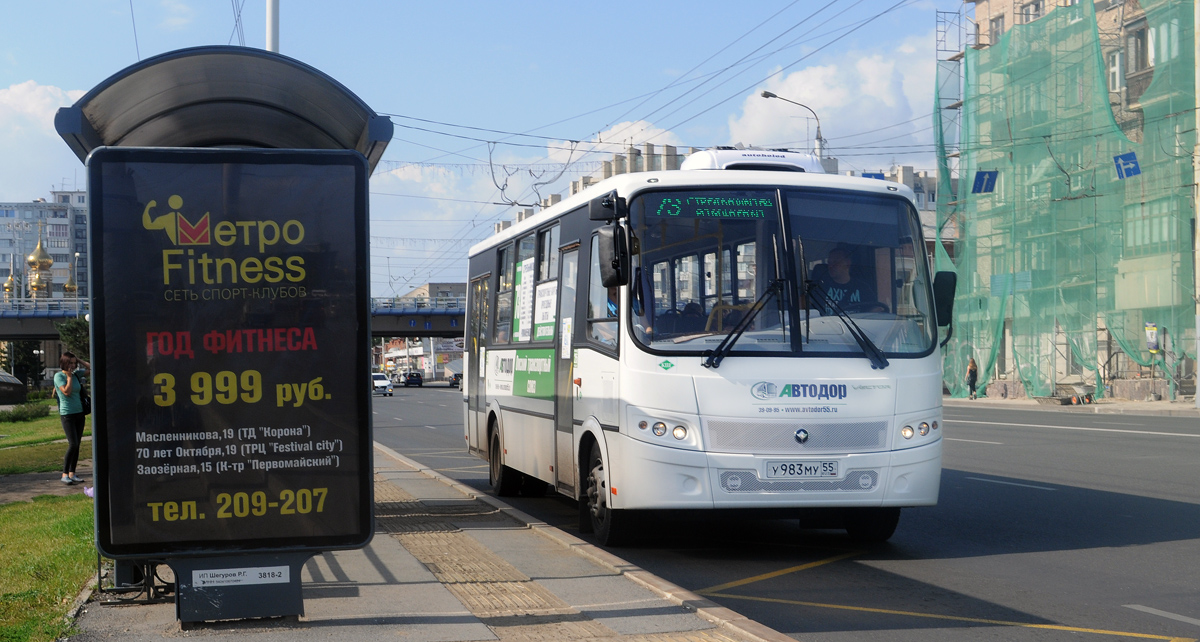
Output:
1114 152 1141 179
971 170 998 193
861 173 885 180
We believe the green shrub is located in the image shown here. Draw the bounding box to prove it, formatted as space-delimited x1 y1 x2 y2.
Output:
0 402 52 423
24 389 54 402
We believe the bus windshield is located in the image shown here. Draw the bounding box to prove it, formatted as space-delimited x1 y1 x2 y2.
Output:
629 188 936 358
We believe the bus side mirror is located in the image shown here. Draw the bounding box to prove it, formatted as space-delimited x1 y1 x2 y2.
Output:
589 190 627 221
933 271 957 327
597 225 629 287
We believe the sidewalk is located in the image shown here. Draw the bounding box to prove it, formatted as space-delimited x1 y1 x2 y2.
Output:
65 443 790 642
943 394 1200 417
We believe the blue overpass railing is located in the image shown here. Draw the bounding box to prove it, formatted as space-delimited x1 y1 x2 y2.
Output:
0 296 467 318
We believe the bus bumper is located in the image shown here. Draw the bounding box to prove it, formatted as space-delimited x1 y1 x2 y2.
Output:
606 434 941 510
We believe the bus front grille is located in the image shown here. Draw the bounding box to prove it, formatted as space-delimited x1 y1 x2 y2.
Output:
706 419 888 454
719 469 879 493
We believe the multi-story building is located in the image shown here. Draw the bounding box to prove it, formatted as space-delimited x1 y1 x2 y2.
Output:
0 189 89 298
939 0 1195 400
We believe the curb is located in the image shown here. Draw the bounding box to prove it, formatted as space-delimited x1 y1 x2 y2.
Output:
943 397 1200 417
62 572 98 638
372 442 794 642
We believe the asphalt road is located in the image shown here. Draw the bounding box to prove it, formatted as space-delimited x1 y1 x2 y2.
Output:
372 387 1200 641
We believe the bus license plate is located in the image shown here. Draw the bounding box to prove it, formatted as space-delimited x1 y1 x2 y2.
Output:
765 461 838 478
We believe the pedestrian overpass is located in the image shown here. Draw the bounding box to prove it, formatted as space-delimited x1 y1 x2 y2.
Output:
0 296 465 340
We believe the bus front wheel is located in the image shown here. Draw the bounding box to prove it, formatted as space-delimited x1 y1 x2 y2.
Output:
489 431 521 496
844 507 901 543
580 442 625 545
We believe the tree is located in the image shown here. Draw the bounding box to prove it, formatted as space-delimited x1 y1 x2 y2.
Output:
3 341 43 388
55 317 91 358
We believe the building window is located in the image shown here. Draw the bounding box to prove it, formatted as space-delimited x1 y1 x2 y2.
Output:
49 224 67 237
58 195 69 203
1127 27 1149 73
49 239 68 248
75 215 86 225
989 15 1005 42
76 195 85 204
1019 1 1042 24
75 229 87 239
1108 51 1123 92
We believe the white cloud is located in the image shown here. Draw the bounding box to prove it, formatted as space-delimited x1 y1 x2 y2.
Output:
0 81 87 201
0 81 83 134
727 30 938 169
159 0 195 31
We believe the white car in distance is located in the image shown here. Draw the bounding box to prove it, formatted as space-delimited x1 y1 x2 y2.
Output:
372 372 393 396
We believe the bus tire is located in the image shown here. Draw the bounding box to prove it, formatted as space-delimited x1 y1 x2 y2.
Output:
489 430 521 496
582 442 625 545
844 507 901 543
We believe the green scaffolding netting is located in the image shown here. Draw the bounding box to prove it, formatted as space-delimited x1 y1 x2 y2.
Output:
936 0 1196 398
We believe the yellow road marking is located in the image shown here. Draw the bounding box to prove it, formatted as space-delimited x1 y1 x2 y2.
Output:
705 592 1196 641
695 551 863 594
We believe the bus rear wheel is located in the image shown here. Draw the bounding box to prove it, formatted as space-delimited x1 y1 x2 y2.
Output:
844 507 901 543
580 442 625 545
488 431 521 496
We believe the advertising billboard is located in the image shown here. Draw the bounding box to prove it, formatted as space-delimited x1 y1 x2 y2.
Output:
88 148 372 557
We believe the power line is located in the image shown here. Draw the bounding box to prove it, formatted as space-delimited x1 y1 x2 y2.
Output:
128 0 140 61
370 190 531 207
598 0 808 131
228 0 247 46
661 0 914 133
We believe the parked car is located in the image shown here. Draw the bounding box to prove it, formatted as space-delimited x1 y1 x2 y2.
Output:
447 373 462 389
372 372 393 396
403 371 423 387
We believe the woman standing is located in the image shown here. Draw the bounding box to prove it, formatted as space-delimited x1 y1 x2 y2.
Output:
54 351 89 485
966 357 979 400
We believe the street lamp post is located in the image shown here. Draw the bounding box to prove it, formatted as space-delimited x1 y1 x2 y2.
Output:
760 90 826 157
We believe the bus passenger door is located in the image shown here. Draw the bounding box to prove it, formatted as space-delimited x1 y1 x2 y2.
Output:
554 248 579 494
467 276 489 455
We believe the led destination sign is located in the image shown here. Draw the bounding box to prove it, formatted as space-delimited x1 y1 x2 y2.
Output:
89 148 372 558
650 193 776 219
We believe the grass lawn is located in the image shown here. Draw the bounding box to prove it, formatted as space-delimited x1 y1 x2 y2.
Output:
0 402 93 475
0 494 95 642
0 403 89 450
0 441 92 476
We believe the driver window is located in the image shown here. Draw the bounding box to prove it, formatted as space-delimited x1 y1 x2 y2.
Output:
587 236 618 348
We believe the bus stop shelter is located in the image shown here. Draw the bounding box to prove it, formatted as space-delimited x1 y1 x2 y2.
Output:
55 45 391 170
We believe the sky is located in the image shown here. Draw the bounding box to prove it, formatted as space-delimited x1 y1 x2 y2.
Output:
0 0 960 295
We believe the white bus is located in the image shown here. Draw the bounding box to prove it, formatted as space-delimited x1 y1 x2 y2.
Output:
464 149 956 545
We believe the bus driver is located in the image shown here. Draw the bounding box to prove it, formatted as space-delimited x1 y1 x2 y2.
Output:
817 247 870 306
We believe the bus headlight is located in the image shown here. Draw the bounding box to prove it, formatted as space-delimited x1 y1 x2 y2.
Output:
652 422 668 436
918 422 930 436
901 425 915 439
672 426 687 440
638 421 648 430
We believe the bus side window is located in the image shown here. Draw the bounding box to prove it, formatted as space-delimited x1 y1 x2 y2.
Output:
493 244 514 344
587 236 618 348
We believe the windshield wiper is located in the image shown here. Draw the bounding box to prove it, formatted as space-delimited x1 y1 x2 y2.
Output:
806 282 889 370
703 279 785 369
